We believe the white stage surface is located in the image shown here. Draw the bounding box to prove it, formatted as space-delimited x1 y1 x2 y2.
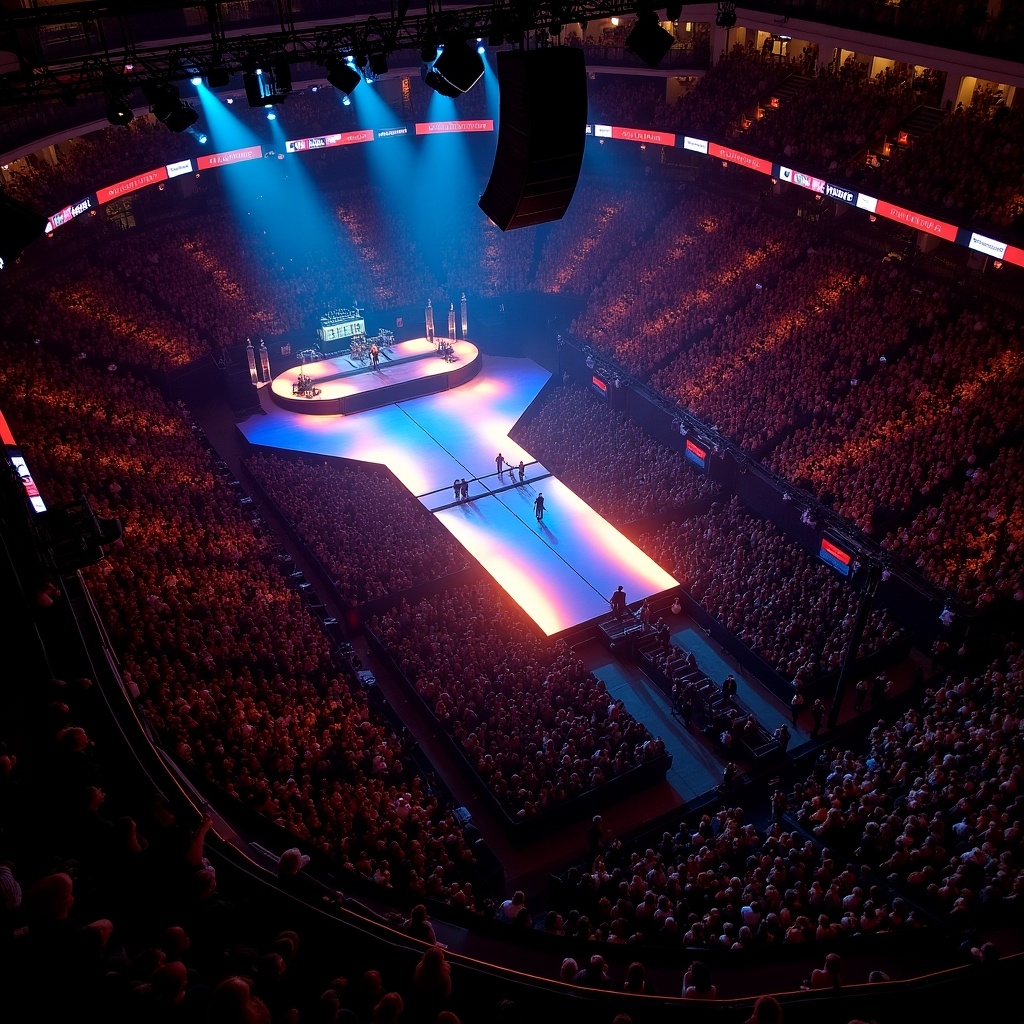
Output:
270 338 480 414
242 354 677 635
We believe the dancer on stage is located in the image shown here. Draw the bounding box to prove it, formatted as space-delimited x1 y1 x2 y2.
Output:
534 492 545 522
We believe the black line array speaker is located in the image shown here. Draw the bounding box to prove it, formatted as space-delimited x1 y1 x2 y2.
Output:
479 47 588 231
0 192 47 269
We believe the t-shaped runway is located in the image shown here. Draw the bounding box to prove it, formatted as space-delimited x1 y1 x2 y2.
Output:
240 352 678 635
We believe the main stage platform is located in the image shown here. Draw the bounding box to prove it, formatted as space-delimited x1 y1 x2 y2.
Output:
243 354 679 636
270 338 481 415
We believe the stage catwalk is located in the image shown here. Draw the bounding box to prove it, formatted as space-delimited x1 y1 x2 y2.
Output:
241 354 678 635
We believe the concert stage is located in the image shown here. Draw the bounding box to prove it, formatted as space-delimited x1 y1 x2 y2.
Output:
242 354 678 635
269 338 481 415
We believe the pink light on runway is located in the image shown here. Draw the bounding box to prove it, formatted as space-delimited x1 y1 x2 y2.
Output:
240 354 678 634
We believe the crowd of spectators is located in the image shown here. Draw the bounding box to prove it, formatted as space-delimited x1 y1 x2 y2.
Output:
790 650 1024 921
108 219 293 350
553 800 924 954
245 451 470 606
333 186 445 308
553 644 1024 959
651 244 942 452
0 256 210 371
571 193 806 378
739 60 925 176
653 45 792 140
882 444 1024 610
787 0 1023 52
0 339 479 905
2 115 195 211
4 40 1024 1019
639 497 903 682
0 670 472 1024
431 202 536 299
370 582 668 822
6 83 1023 613
586 75 665 128
510 385 715 524
533 178 677 296
768 305 1024 549
863 100 1024 227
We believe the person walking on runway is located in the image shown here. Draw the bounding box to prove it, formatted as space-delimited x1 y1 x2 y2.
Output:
371 342 380 369
453 479 461 502
496 453 505 478
534 492 545 522
518 460 526 484
460 479 469 501
610 585 627 620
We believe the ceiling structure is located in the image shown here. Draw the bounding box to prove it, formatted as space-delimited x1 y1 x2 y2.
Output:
0 1 655 105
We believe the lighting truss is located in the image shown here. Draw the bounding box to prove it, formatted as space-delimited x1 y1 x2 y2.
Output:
0 1 653 106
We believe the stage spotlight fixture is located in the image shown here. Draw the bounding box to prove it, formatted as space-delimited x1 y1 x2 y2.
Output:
625 9 675 68
428 35 485 95
267 110 276 120
206 66 230 88
422 64 462 98
190 76 202 86
327 58 361 96
715 1 737 27
243 62 293 107
145 83 198 132
368 50 389 76
106 94 134 125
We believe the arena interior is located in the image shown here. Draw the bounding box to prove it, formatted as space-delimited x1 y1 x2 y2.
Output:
1 3 1023 1023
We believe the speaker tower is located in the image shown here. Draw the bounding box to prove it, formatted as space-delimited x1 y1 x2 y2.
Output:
479 48 588 231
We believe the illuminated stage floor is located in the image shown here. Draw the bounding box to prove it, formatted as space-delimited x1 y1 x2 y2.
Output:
242 354 678 635
269 338 480 415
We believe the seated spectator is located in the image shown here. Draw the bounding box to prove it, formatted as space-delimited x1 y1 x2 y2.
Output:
810 952 844 990
575 954 612 989
682 959 716 999
406 904 438 945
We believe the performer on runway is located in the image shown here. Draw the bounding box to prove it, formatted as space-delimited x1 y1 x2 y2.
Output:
371 342 380 369
460 479 469 502
518 460 526 484
496 453 505 477
610 585 627 620
534 492 545 522
453 479 461 502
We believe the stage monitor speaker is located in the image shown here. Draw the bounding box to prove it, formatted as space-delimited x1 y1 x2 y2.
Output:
478 47 587 232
